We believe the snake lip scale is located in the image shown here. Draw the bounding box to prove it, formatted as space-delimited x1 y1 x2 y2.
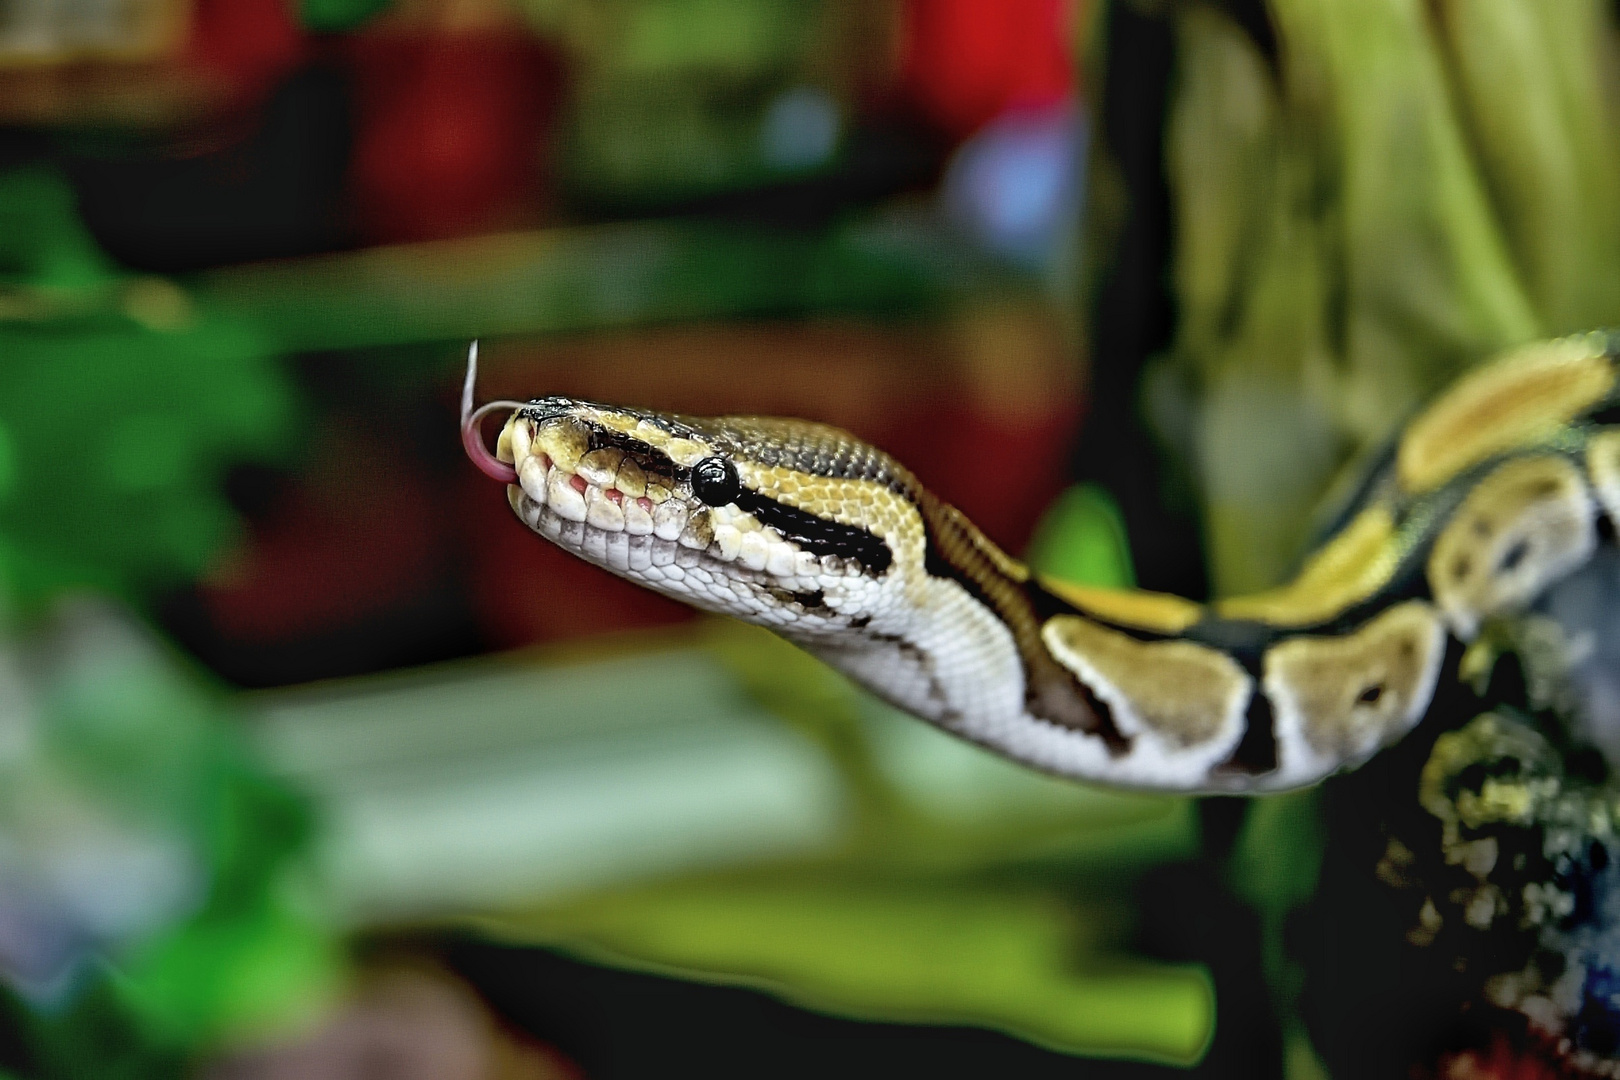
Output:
465 332 1620 794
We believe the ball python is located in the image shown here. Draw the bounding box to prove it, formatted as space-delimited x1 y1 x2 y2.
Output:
461 332 1620 795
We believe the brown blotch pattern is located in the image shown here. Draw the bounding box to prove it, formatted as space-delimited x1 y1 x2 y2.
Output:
1426 455 1595 638
1264 601 1444 759
1044 615 1250 748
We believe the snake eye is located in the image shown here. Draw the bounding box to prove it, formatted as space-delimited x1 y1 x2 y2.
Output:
691 456 741 506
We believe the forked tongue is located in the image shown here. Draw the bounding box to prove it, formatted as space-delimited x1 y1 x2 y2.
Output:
459 341 521 484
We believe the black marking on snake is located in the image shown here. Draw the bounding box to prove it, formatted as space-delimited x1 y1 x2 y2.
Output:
1185 618 1274 675
518 397 581 425
1585 403 1620 427
1310 436 1400 546
732 489 893 574
521 397 711 444
766 587 829 612
717 429 912 495
1065 674 1123 754
524 397 914 496
518 413 688 486
1216 689 1278 776
848 613 872 630
583 427 669 464
1308 552 1438 639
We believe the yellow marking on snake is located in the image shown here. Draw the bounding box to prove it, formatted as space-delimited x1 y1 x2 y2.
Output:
1041 580 1204 635
481 332 1618 793
1217 505 1399 627
532 414 588 471
1398 333 1612 495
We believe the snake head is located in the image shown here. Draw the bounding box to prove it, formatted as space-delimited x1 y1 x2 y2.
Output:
494 396 910 628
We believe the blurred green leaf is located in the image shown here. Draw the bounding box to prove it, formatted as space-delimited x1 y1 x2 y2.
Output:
2 604 338 1071
1437 0 1620 334
1272 0 1541 412
11 977 186 1080
520 0 815 76
478 876 1214 1065
0 167 114 291
1229 789 1323 915
0 165 299 611
299 0 392 32
0 315 296 608
1228 789 1326 1078
0 423 16 506
1151 0 1610 594
464 623 1209 1063
114 893 340 1049
193 218 985 356
1024 483 1136 589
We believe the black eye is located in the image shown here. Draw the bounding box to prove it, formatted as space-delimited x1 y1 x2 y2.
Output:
691 456 740 506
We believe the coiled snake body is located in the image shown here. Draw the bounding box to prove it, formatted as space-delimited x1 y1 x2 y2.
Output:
464 332 1620 794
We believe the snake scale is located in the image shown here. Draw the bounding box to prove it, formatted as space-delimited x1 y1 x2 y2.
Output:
461 331 1620 796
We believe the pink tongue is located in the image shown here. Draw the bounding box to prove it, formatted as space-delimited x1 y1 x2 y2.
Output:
459 341 520 484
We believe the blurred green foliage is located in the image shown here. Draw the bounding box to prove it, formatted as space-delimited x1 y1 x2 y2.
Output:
1131 0 1620 595
0 169 111 293
0 168 325 1078
0 167 298 610
518 0 856 205
488 877 1214 1064
194 217 983 357
1025 482 1137 589
299 0 393 33
0 605 340 1079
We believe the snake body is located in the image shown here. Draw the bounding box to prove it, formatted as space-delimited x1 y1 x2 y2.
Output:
474 332 1620 793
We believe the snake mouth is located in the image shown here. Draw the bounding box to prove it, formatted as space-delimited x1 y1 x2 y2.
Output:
503 414 699 542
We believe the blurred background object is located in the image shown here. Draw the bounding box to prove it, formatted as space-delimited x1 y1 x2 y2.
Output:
1081 2 1620 1077
4 0 1618 1076
1130 0 1620 596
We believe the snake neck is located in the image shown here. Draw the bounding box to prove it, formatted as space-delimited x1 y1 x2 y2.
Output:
910 491 1130 749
